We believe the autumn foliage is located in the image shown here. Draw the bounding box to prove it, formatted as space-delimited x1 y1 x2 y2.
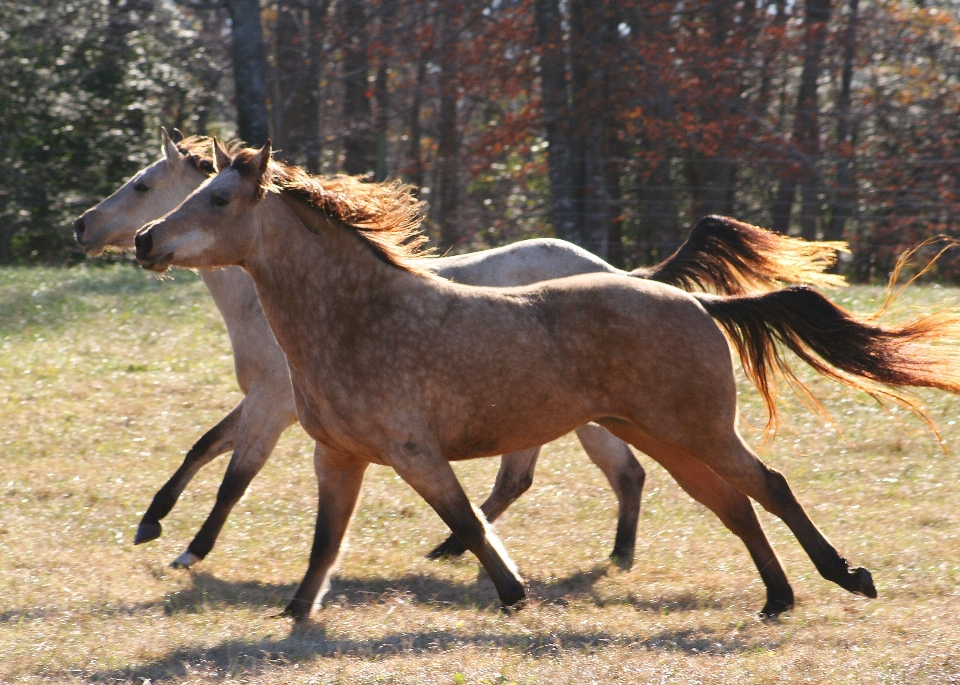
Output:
4 0 960 277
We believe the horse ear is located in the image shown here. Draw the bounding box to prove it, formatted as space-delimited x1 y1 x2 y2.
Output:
160 127 184 164
249 140 272 179
213 138 232 173
171 128 185 144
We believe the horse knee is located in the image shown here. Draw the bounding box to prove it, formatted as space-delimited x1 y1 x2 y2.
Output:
613 457 645 503
215 470 253 506
494 467 534 501
512 470 534 496
625 458 646 490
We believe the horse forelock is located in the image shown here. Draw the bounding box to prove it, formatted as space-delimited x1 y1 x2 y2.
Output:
229 149 435 275
174 136 241 177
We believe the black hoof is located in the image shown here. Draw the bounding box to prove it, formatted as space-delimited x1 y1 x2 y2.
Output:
759 584 795 618
760 596 794 618
498 580 527 608
425 536 467 560
282 601 311 623
609 548 634 571
851 567 877 598
134 521 162 545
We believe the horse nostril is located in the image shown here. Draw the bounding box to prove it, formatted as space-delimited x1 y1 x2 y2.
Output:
135 230 153 259
73 217 86 241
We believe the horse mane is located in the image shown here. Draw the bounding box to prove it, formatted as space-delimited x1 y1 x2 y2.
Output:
230 148 434 275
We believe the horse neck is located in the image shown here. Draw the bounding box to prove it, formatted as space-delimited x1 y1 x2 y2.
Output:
243 192 416 365
199 266 280 361
200 267 258 325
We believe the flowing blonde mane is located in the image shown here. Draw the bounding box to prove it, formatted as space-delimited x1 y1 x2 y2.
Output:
230 148 434 275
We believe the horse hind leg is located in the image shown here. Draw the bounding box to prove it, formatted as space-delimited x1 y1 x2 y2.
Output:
135 401 243 545
575 423 645 569
598 419 794 616
426 446 541 560
664 423 875 600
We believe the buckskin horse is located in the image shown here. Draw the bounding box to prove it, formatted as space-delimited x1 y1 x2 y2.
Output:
134 141 960 621
77 130 843 617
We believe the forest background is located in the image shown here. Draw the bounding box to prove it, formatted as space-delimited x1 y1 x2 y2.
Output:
3 0 960 280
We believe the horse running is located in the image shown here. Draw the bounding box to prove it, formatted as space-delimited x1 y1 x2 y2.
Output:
135 141 960 621
75 130 844 614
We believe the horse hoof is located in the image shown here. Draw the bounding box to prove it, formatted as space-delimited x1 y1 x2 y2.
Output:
134 521 162 545
169 550 201 569
609 548 634 571
282 602 311 623
425 537 467 560
851 567 877 598
498 581 526 608
760 596 794 618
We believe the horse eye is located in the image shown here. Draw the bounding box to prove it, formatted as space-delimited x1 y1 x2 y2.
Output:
211 194 229 207
133 181 150 193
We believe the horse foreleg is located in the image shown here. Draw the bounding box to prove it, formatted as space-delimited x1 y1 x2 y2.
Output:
284 443 368 622
171 402 294 568
390 444 526 608
135 401 243 545
598 419 794 616
426 446 541 560
575 423 645 570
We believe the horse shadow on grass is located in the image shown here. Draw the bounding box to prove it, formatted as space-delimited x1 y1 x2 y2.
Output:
145 563 728 616
58 565 787 682
142 564 615 616
0 562 741 630
83 611 786 684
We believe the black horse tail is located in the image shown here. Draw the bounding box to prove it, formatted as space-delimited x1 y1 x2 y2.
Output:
634 215 848 295
694 286 960 438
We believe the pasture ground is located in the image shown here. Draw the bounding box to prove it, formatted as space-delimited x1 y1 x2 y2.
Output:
1 265 959 684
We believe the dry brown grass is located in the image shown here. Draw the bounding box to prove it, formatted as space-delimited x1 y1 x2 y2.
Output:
2 265 959 684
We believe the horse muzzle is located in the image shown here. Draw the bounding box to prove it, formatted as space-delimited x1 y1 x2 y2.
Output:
135 227 173 272
73 215 103 255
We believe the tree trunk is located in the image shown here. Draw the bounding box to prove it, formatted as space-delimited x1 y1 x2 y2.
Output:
687 0 739 220
771 0 831 236
340 0 373 176
630 1 680 262
534 0 577 244
372 0 397 182
605 127 625 268
757 0 787 115
570 0 619 259
227 0 270 146
826 0 859 242
373 62 389 182
406 51 428 191
435 1 461 250
272 2 303 158
304 0 330 173
195 8 227 136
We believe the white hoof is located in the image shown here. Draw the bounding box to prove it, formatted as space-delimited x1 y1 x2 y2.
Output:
170 550 201 569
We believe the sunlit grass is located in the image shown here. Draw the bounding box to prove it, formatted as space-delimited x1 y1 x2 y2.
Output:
1 265 959 683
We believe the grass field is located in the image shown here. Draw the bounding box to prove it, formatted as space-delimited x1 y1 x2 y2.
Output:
2 265 960 684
